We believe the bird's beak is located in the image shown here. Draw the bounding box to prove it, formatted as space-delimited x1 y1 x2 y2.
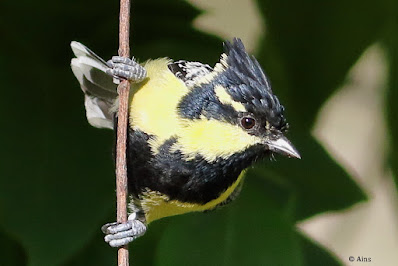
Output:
265 135 301 159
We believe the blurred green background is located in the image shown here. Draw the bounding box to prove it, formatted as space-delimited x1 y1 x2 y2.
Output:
1 0 397 265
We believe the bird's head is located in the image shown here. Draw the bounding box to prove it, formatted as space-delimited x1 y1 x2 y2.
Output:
177 38 300 163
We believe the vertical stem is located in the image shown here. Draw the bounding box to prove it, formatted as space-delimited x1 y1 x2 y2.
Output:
116 0 131 265
119 0 130 58
116 82 130 266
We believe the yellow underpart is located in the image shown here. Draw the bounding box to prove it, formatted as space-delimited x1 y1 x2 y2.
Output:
142 171 246 223
178 119 262 162
129 58 189 152
214 85 246 112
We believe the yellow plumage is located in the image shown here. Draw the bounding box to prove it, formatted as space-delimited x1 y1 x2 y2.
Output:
137 172 245 223
128 59 258 223
71 39 300 247
130 59 263 161
129 58 188 144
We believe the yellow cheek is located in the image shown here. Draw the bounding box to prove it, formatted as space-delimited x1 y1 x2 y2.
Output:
178 119 262 161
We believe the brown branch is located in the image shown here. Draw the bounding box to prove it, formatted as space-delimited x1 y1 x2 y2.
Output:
116 0 131 265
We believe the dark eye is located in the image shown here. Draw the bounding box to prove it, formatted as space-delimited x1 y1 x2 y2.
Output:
241 117 256 129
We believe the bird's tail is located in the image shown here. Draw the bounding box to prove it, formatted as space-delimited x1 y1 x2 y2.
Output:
71 41 117 129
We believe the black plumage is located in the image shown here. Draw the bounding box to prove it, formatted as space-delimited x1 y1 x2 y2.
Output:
125 39 290 207
71 38 299 246
126 128 267 205
221 39 287 130
177 38 287 131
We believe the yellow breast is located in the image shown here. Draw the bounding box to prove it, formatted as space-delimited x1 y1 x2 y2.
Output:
140 171 245 224
128 59 248 224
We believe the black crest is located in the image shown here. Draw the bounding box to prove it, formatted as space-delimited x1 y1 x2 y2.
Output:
221 38 287 130
176 38 288 131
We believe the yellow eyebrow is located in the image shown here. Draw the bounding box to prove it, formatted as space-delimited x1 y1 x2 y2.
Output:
214 85 246 112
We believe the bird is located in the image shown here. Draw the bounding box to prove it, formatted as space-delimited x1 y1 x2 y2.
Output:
70 38 300 248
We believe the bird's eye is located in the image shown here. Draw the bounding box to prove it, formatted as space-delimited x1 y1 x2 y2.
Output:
241 117 256 129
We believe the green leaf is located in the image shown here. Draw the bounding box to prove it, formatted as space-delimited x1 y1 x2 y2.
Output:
61 222 117 266
155 178 304 266
0 0 222 265
254 132 366 221
0 230 27 266
253 0 375 220
383 0 398 190
256 0 388 129
299 233 341 266
62 211 168 266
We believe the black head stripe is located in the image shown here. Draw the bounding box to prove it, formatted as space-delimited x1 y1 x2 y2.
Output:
178 84 238 124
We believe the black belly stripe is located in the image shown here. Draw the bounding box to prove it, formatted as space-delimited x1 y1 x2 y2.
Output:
126 127 266 204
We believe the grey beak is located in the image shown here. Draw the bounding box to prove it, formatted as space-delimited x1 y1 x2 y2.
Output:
266 135 301 159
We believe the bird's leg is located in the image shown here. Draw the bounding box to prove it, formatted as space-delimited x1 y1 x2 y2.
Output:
106 56 147 84
101 212 147 247
104 58 146 247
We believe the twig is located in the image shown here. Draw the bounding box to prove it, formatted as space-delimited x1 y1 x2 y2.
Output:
116 0 131 265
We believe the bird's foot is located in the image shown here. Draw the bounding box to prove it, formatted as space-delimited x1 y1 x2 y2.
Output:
101 213 147 247
106 56 147 84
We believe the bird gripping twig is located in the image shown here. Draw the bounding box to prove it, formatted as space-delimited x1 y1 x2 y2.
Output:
116 0 131 265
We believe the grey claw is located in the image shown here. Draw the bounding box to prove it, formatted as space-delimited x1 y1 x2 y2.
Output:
106 68 130 80
105 68 114 77
104 229 133 242
111 56 136 66
109 237 135 248
101 222 118 234
102 218 147 248
106 56 147 83
106 59 115 68
105 222 133 234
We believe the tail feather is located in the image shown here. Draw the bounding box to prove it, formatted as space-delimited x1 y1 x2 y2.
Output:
70 41 117 129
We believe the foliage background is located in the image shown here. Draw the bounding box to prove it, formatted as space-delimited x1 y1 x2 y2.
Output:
0 0 396 265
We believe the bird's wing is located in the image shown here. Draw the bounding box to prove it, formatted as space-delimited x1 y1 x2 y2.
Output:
168 60 213 88
71 41 117 129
